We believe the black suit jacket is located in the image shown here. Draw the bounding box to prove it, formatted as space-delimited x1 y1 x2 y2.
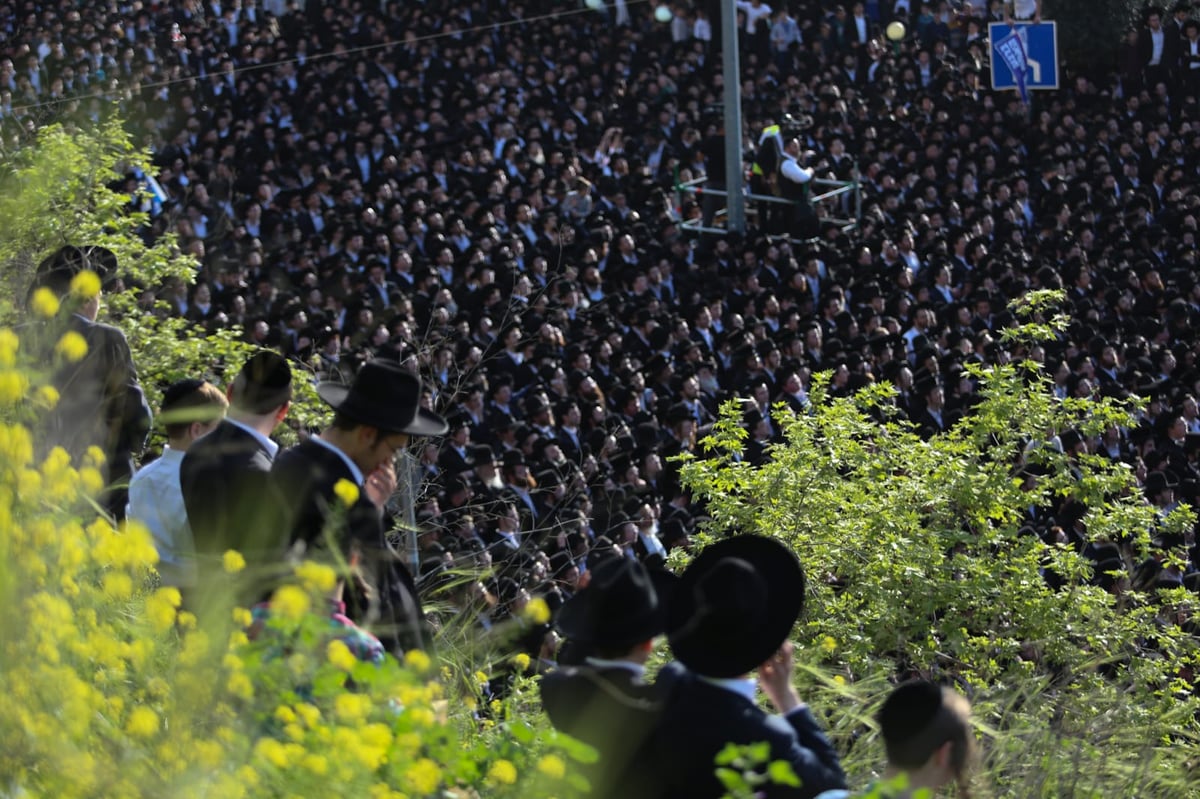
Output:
651 667 846 799
180 420 282 570
270 439 426 652
541 663 679 799
45 314 151 517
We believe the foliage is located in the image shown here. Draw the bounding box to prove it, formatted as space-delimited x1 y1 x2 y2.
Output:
0 119 586 798
0 120 326 444
0 320 587 798
680 291 1200 797
1053 0 1143 71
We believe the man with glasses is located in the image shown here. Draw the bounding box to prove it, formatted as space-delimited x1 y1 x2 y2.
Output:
270 359 448 653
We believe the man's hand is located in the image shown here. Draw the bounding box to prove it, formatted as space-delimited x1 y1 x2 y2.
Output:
758 641 803 715
364 460 397 508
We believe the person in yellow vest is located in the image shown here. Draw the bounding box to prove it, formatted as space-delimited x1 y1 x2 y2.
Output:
752 125 815 238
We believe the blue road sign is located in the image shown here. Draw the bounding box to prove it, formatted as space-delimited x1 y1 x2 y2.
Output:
989 21 1059 93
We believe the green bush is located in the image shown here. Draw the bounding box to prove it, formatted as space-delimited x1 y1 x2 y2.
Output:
676 292 1200 796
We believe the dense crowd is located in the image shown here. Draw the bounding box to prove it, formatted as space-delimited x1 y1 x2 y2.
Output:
13 0 1200 657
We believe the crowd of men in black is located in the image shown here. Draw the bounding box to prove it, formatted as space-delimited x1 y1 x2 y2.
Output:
12 0 1200 632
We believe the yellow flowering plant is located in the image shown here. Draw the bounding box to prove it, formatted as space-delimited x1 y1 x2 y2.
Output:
0 323 591 799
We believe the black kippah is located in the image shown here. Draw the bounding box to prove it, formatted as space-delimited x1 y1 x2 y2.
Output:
234 350 293 413
879 680 943 736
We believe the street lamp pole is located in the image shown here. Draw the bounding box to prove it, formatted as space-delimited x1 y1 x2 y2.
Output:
721 0 745 234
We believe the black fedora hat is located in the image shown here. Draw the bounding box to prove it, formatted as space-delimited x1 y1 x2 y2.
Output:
556 557 678 649
1145 470 1179 496
317 360 448 436
668 535 805 678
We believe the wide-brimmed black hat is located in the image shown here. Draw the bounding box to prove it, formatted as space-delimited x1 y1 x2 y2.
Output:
1145 471 1179 496
317 360 448 436
668 535 805 678
556 557 677 649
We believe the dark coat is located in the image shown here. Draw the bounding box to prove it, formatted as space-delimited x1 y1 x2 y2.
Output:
45 314 151 517
541 663 679 799
651 667 846 799
269 439 426 652
180 419 283 572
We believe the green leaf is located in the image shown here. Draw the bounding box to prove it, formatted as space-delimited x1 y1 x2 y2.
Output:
767 759 801 787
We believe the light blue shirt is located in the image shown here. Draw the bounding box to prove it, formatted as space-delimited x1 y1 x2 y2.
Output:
699 674 758 704
128 447 195 588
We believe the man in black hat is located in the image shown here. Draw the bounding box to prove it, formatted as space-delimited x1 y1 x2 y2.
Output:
30 245 152 520
269 359 447 652
180 350 293 597
652 535 846 798
541 556 678 799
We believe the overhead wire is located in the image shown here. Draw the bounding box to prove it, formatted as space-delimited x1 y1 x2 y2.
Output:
6 0 658 118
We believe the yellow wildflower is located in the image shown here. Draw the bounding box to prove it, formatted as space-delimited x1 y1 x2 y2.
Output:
488 759 518 786
333 477 360 506
406 707 435 728
35 384 59 408
295 702 321 728
334 692 370 723
361 722 392 749
18 469 41 497
833 675 847 686
403 758 442 794
302 753 328 775
0 423 33 465
524 596 551 624
70 269 102 298
0 328 18 366
537 754 567 779
327 639 358 671
272 585 310 620
30 287 60 318
102 571 133 600
194 740 224 769
296 560 337 592
232 607 253 628
511 652 532 672
254 737 290 769
820 635 837 655
236 766 260 788
222 549 246 574
78 465 104 496
227 671 254 700
145 587 181 633
125 706 159 738
84 445 106 466
0 371 27 404
403 649 432 674
54 330 89 362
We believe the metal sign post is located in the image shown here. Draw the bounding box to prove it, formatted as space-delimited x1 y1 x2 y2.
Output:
721 0 745 234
